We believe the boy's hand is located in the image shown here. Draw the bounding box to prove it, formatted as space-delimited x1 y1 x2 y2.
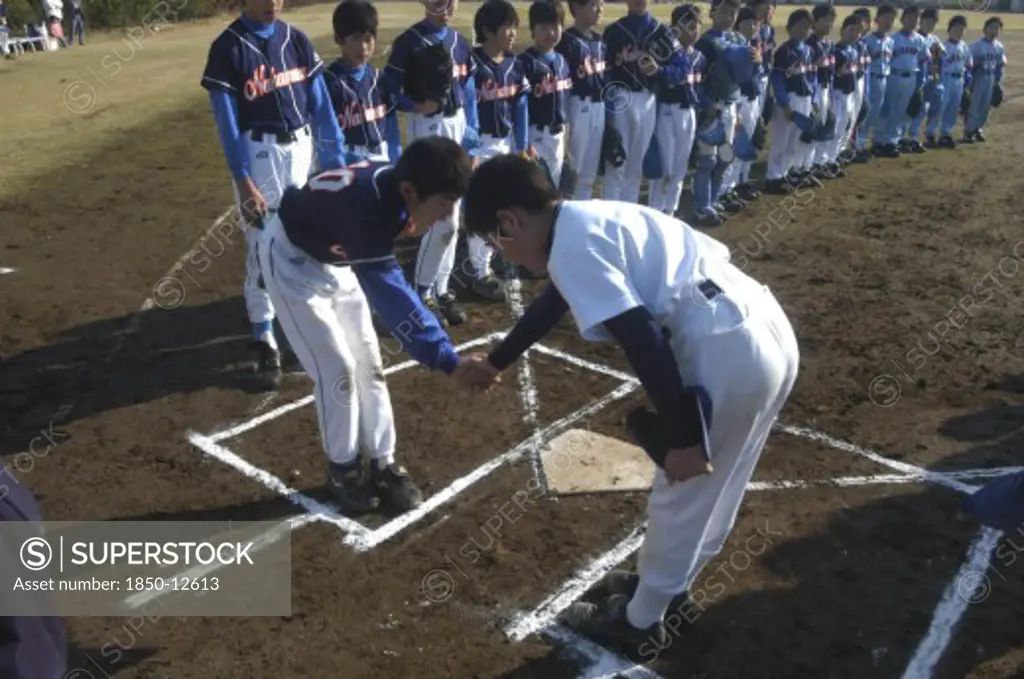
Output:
749 46 762 64
639 53 661 77
664 446 713 484
235 177 268 227
453 354 501 392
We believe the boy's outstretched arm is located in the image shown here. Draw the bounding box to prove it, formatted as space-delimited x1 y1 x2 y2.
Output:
487 283 570 369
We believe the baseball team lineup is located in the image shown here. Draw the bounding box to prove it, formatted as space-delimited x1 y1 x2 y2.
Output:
196 0 1019 659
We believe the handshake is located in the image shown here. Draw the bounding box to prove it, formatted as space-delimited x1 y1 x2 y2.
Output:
452 353 501 393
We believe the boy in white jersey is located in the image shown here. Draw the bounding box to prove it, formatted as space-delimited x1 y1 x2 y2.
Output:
459 155 800 650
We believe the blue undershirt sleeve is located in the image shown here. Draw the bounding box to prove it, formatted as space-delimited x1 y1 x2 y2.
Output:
209 89 249 181
308 73 346 171
513 95 529 152
487 283 569 370
463 77 479 131
354 259 460 374
601 306 706 449
385 112 402 162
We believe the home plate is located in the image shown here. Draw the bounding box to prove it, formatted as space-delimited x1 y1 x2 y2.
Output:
540 428 655 495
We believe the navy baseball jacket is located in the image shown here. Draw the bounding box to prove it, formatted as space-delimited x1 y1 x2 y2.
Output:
201 14 345 179
555 27 608 101
657 46 711 110
603 12 688 94
324 60 401 162
472 47 529 149
516 47 572 133
771 37 817 106
832 41 860 95
276 162 459 373
806 33 835 92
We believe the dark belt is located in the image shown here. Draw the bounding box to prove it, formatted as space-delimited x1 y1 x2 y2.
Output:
249 126 307 144
869 72 886 78
891 70 915 77
531 123 565 135
697 279 724 301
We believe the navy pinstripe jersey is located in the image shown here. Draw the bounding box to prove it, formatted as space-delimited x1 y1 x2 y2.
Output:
516 48 572 130
756 23 776 79
832 42 860 94
657 47 706 108
201 18 322 133
384 20 474 116
324 60 393 151
473 48 529 139
806 34 835 88
555 27 607 100
604 13 678 93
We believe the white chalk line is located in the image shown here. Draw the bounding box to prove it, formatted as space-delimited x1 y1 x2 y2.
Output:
122 512 319 610
746 467 1024 492
542 624 666 679
347 381 641 552
777 424 981 495
187 431 371 545
505 524 646 643
900 526 1002 679
0 267 15 275
531 344 639 384
206 333 503 443
504 277 547 495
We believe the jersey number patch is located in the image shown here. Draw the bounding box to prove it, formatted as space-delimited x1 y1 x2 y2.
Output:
308 161 371 192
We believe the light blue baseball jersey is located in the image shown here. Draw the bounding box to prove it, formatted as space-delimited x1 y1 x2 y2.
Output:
969 37 1006 80
940 39 972 77
889 30 928 72
919 32 942 75
864 32 893 76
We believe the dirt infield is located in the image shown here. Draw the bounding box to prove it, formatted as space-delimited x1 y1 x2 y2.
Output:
2 5 1024 678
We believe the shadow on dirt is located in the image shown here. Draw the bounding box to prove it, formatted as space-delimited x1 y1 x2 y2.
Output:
0 296 265 458
66 644 159 678
530 485 1024 679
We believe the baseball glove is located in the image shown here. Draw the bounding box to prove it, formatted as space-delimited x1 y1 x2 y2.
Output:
992 83 1003 108
752 119 768 150
404 43 453 106
601 122 627 169
906 88 924 118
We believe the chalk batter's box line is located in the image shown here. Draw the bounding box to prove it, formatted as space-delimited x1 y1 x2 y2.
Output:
189 334 643 552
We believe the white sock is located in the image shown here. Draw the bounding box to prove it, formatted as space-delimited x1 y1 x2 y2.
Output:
626 581 673 629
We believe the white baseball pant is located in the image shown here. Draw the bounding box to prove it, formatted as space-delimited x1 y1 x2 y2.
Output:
648 103 696 215
811 85 832 167
406 109 467 298
234 126 315 336
530 125 566 190
566 95 606 199
346 142 390 162
846 77 866 156
259 214 396 466
766 95 813 180
602 90 657 204
829 90 857 162
716 101 740 199
735 97 759 185
468 134 513 281
627 256 800 628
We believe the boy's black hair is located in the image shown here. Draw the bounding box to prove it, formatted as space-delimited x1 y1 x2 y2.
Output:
711 0 742 13
565 0 591 18
984 16 1003 30
736 5 756 27
474 0 518 45
852 7 871 20
672 2 701 28
876 4 897 19
333 0 378 40
841 14 859 30
745 0 771 7
901 4 920 19
921 8 938 21
787 8 812 29
464 155 559 237
394 137 473 201
811 3 835 21
529 0 565 32
948 14 967 29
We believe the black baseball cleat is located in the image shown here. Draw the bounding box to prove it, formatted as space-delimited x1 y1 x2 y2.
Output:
827 162 847 178
735 182 762 201
720 193 746 213
422 295 449 329
923 135 938 148
370 462 424 511
853 149 873 163
327 459 381 514
470 275 506 302
975 128 986 142
763 178 793 195
814 164 837 180
907 139 927 154
875 143 901 158
250 340 282 391
938 135 957 148
559 594 669 655
437 291 467 326
961 130 977 144
593 570 694 613
897 139 913 153
692 210 724 227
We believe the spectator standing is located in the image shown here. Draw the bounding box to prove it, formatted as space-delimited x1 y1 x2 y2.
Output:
69 0 85 46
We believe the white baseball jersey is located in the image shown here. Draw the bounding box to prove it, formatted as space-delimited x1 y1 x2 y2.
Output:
542 199 800 624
